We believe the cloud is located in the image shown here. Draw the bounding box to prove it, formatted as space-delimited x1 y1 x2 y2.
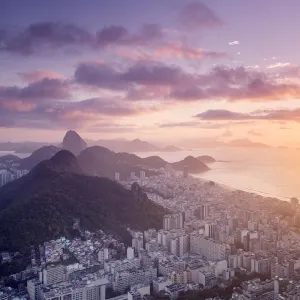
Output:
115 42 226 62
86 123 138 133
0 78 69 111
228 41 240 46
74 61 189 89
280 65 300 78
267 62 290 69
179 1 222 30
221 129 233 137
0 96 147 130
152 42 226 60
96 23 164 47
170 66 300 102
74 62 300 102
1 22 94 54
248 129 261 136
196 109 249 120
18 70 63 82
195 108 300 122
159 121 200 128
74 62 127 90
0 22 164 55
158 120 250 129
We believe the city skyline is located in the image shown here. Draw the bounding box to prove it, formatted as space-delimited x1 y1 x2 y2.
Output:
1 0 300 147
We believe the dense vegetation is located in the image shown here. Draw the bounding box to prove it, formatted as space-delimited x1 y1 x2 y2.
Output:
0 151 168 252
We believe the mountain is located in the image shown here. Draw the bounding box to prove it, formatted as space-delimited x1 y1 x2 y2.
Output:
78 147 210 179
226 138 270 148
77 146 157 180
160 145 181 152
0 142 49 152
63 130 87 155
92 138 159 153
131 138 159 152
171 156 210 173
141 156 167 169
19 145 60 170
0 151 168 252
197 155 216 164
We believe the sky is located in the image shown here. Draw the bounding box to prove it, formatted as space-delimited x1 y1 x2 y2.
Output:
1 0 300 147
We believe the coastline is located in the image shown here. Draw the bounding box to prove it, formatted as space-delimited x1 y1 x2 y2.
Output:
194 175 291 202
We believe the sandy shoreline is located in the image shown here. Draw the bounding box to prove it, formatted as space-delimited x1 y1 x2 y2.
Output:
194 175 290 201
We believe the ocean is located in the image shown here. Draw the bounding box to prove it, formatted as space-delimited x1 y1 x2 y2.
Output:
1 148 299 201
136 148 300 201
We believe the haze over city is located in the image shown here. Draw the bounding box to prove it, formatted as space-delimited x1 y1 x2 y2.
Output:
2 2 300 300
1 0 300 147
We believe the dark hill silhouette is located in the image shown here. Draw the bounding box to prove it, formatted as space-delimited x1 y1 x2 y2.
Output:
20 145 60 169
0 151 168 252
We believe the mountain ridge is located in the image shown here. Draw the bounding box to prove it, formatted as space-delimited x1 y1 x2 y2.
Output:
0 150 168 252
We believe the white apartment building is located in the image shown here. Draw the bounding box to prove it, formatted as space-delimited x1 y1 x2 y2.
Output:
40 264 66 286
27 279 42 300
190 234 227 261
43 278 109 300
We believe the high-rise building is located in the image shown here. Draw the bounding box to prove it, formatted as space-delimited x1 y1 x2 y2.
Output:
43 278 109 300
170 238 178 256
205 223 217 239
291 197 299 210
132 237 144 251
98 248 109 263
179 234 190 257
114 172 120 181
140 171 146 180
127 247 135 259
183 166 189 178
0 171 9 187
130 172 136 180
194 205 209 220
27 279 42 300
190 233 226 261
165 164 173 177
39 264 66 286
163 213 183 230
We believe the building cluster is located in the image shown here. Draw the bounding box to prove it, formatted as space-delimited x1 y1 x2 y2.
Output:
3 166 300 300
0 158 28 187
0 169 29 187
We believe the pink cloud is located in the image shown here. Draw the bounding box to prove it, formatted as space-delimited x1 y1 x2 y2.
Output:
18 70 63 83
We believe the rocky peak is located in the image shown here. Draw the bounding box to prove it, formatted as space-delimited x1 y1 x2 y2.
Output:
63 130 87 156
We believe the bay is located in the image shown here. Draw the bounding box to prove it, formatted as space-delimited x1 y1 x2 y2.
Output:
136 148 300 201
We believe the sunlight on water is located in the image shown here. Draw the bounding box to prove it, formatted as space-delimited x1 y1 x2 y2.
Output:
137 148 300 200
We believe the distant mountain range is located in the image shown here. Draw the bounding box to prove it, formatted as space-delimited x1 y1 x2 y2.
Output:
2 131 211 179
88 138 181 153
225 138 270 148
0 150 169 252
0 134 182 154
78 146 210 179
